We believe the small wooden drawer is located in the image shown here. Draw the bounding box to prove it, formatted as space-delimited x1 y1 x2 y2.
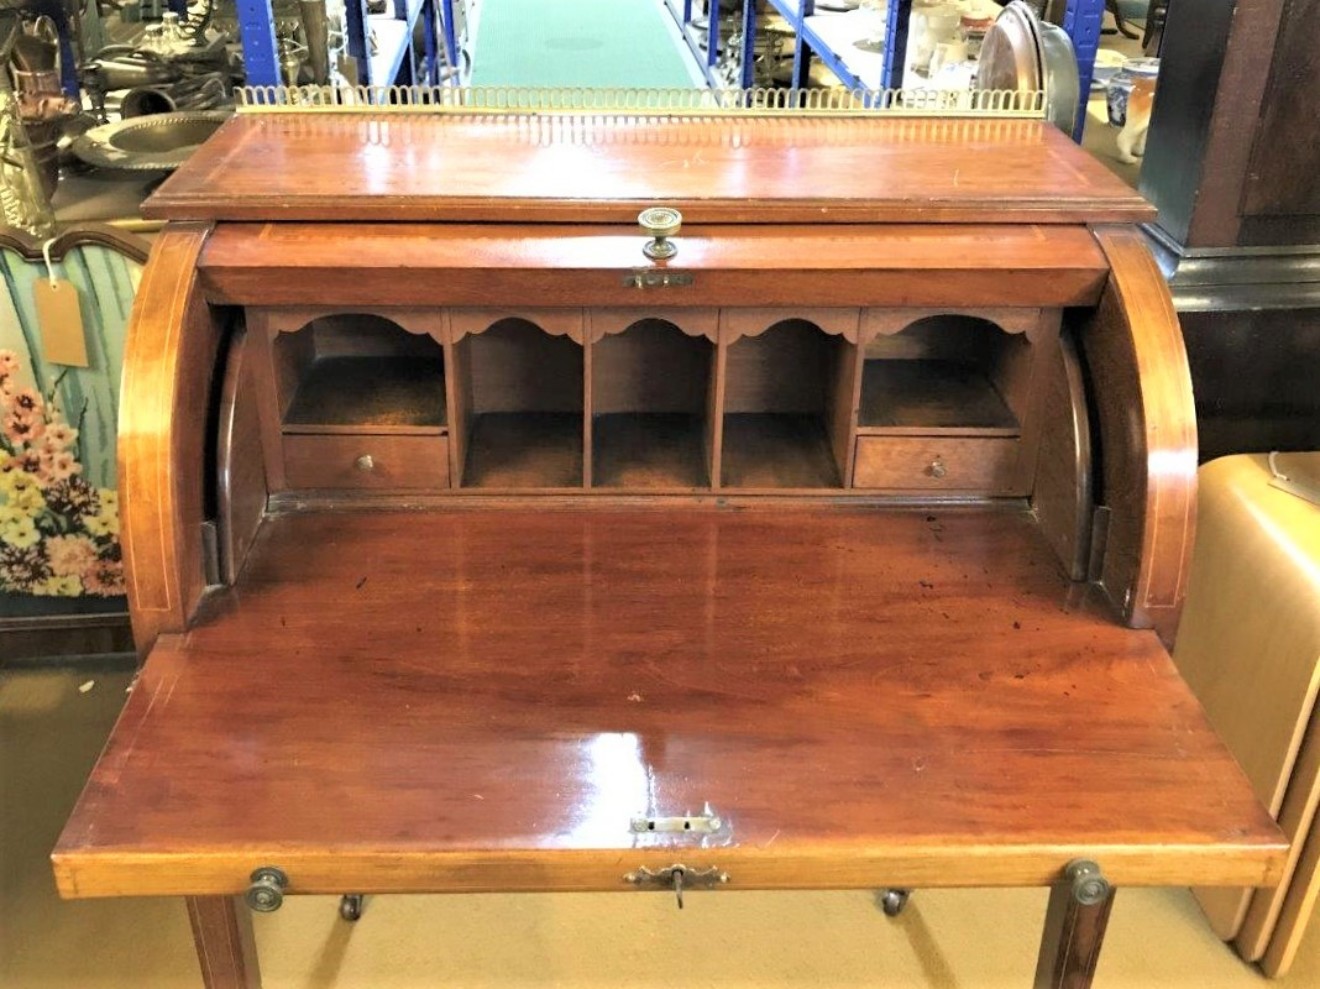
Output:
282 433 450 490
853 436 1021 493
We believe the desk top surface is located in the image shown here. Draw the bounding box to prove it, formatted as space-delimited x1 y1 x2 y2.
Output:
54 507 1282 898
145 115 1153 224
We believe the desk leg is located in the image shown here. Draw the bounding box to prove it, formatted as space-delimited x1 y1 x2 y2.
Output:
186 896 261 989
1033 861 1115 989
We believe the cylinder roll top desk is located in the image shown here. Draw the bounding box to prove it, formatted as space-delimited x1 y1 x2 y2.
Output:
51 90 1287 988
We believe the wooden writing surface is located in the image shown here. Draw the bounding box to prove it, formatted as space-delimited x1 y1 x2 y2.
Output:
54 508 1284 899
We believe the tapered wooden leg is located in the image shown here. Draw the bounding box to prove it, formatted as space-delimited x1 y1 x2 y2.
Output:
1033 861 1115 989
186 896 261 989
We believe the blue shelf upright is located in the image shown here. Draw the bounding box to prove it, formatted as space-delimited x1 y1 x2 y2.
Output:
344 0 372 84
439 0 459 79
739 0 756 88
236 0 281 87
1062 0 1104 141
768 0 911 95
881 0 910 91
662 0 757 90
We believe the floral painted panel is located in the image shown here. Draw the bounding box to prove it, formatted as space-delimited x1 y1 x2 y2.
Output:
0 244 141 603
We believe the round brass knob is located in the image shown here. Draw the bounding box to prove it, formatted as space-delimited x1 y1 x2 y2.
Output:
639 206 682 260
927 459 948 479
355 454 375 472
245 866 288 912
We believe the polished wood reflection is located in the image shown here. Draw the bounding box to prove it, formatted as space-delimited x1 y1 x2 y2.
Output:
149 116 1152 224
54 508 1283 898
196 223 1113 310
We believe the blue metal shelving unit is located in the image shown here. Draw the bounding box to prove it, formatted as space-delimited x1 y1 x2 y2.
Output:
237 0 453 91
760 0 1106 133
662 0 758 90
767 0 908 93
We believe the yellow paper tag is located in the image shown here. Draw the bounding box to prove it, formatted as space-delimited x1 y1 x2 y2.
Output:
33 279 90 368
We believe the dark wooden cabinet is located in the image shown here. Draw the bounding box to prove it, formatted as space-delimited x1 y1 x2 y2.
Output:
1142 0 1320 458
51 111 1283 989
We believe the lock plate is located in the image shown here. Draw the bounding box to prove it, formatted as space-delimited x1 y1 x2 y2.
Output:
630 807 724 835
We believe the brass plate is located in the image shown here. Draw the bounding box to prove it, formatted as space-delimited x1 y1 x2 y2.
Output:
977 1 1043 95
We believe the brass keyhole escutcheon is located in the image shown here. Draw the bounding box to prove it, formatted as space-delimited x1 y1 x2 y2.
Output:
623 863 728 910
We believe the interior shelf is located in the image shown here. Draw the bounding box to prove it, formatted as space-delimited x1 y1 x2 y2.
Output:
463 412 583 488
284 356 448 432
456 319 585 488
721 413 842 488
721 320 849 489
273 314 448 434
593 413 708 489
259 309 1050 497
858 359 1019 435
591 319 714 490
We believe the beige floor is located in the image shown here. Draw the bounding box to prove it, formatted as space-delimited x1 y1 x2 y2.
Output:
2 666 1318 988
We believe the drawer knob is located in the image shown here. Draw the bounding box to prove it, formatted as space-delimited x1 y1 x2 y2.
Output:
926 458 948 479
245 866 288 912
639 206 682 261
355 454 375 472
1065 859 1111 906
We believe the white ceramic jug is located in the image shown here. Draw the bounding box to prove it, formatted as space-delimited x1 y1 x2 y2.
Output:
908 0 962 77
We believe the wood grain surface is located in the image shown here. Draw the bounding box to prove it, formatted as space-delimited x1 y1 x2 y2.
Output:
186 896 260 989
282 433 450 490
196 223 1111 309
148 116 1153 224
1031 330 1093 581
54 508 1283 898
215 325 267 584
853 436 1020 492
117 223 223 655
1078 228 1197 637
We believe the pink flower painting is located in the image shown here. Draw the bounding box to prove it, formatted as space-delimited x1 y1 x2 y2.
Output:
0 350 122 597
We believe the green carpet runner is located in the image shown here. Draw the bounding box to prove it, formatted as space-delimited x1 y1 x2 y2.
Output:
470 0 700 88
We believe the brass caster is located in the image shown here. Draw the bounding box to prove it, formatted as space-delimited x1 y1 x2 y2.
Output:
339 894 365 922
880 888 911 917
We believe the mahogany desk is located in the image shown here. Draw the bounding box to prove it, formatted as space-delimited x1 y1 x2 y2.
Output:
52 109 1285 987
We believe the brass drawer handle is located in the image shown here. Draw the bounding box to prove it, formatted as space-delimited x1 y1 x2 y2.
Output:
355 454 375 472
926 458 948 479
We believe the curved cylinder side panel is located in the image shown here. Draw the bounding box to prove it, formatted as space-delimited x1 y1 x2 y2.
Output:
118 223 222 655
1081 225 1198 636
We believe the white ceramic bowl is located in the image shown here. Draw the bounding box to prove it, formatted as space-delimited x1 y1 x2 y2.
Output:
1091 48 1126 87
